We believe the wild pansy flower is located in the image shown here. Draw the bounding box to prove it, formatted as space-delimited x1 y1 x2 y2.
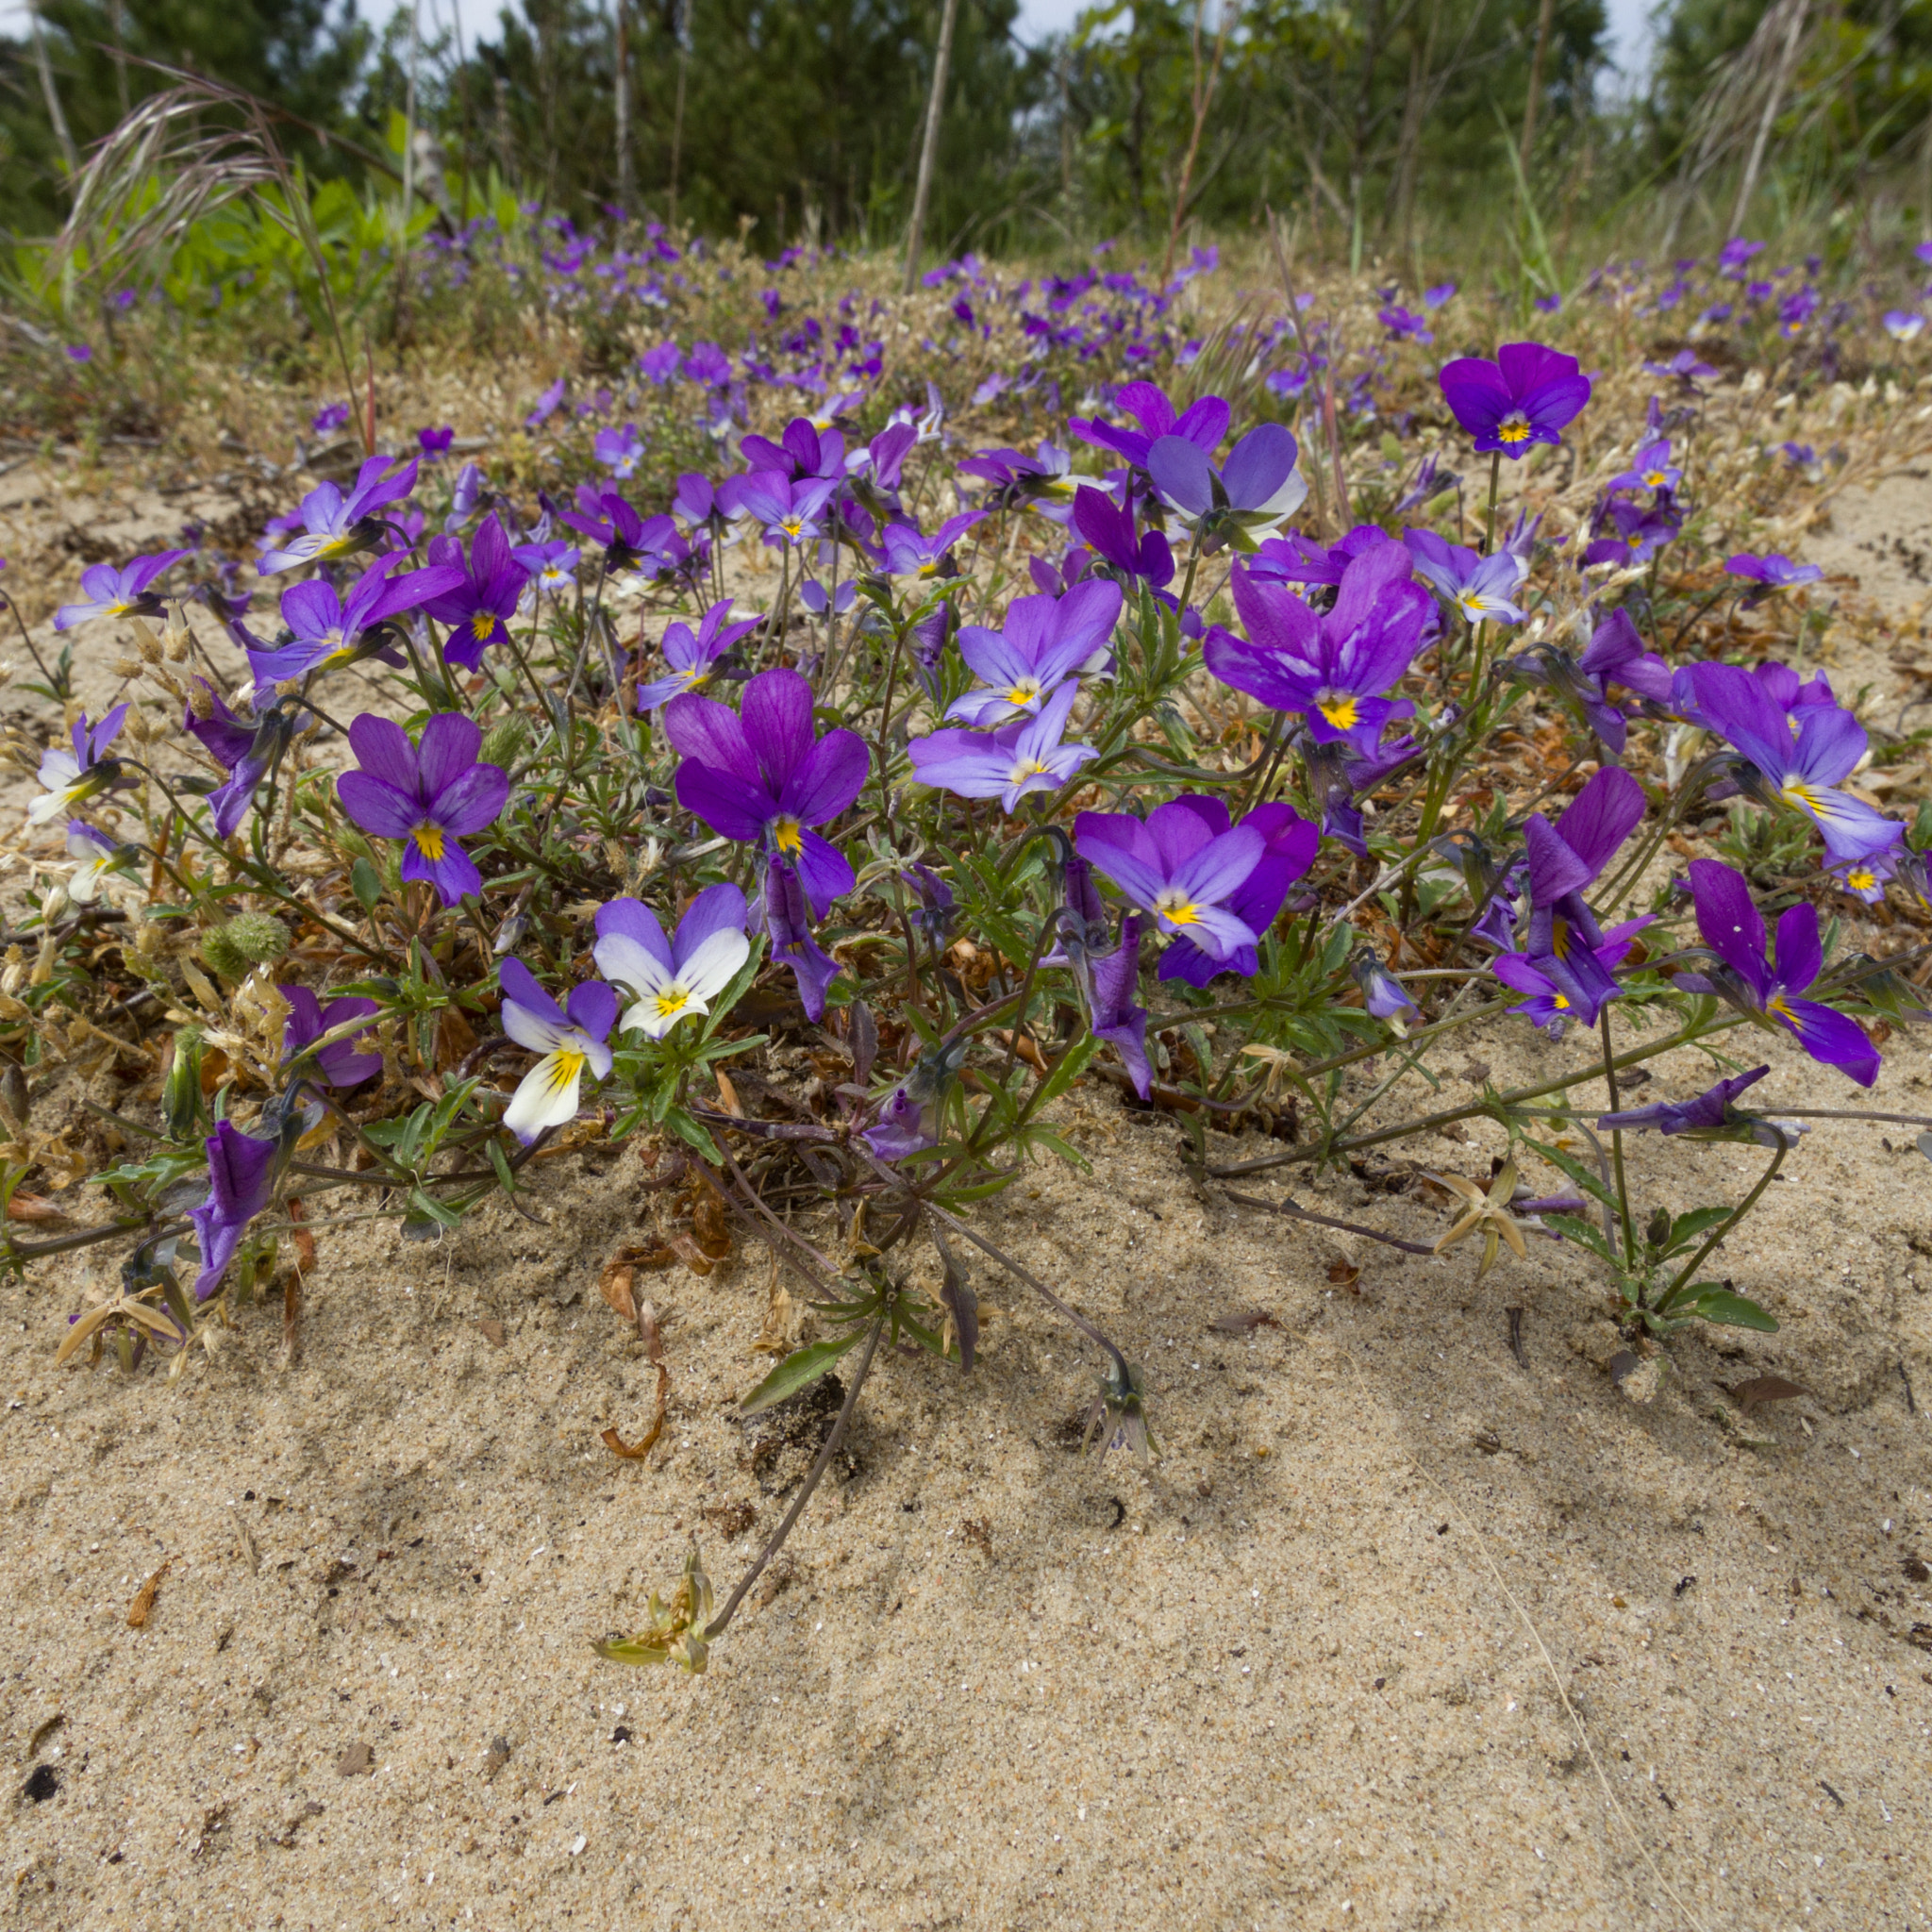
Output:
740 417 846 482
636 601 761 712
1682 858 1880 1087
245 551 464 696
189 1120 277 1301
258 456 419 574
58 821 136 903
1609 438 1681 495
1378 304 1433 344
862 1040 965 1163
1156 799 1317 986
665 666 869 919
1146 423 1306 551
1402 528 1527 625
1519 765 1647 1024
1246 523 1391 590
799 577 858 620
447 461 487 527
310 402 350 434
909 680 1098 813
595 424 645 476
497 958 618 1141
1492 918 1650 1037
1302 727 1417 857
1645 347 1718 389
1724 552 1823 599
1351 948 1421 1034
639 341 682 384
879 510 985 577
279 987 382 1089
1071 484 1174 589
1205 540 1431 745
762 856 841 1020
182 679 291 838
559 486 676 573
1437 341 1591 457
1086 911 1152 1100
1069 380 1228 470
945 579 1122 726
417 425 455 457
513 538 579 598
1582 495 1679 567
336 712 510 907
734 473 839 550
902 862 957 946
1423 281 1457 309
29 707 129 826
423 515 531 669
592 884 751 1039
1074 799 1265 961
1884 310 1924 342
1831 847 1899 905
54 550 191 630
1392 452 1456 515
1676 661 1901 865
525 377 566 428
1597 1065 1803 1146
1507 608 1673 758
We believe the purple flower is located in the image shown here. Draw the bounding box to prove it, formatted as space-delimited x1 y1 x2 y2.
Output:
525 377 566 428
1069 381 1227 470
763 856 841 1020
639 341 682 384
739 418 845 482
1507 608 1673 757
512 539 579 597
1378 304 1434 343
1492 918 1650 1036
799 577 858 619
280 987 382 1088
59 820 133 902
1684 858 1880 1086
336 712 510 907
636 600 761 712
1071 485 1174 589
594 424 645 477
861 1042 962 1163
1609 439 1681 495
558 486 678 575
1351 949 1420 1033
1724 551 1823 594
310 402 349 434
189 1121 278 1301
1074 799 1266 963
246 551 465 694
909 680 1098 814
28 706 129 826
1423 281 1457 310
1520 766 1647 1024
592 883 751 1039
448 462 487 526
54 550 191 630
1884 310 1924 342
1582 496 1679 567
421 515 531 669
728 473 839 550
1597 1065 1798 1144
1155 800 1318 986
258 457 420 575
945 579 1123 726
1245 524 1390 590
418 425 455 457
665 667 869 919
182 679 286 838
1204 540 1430 745
1437 342 1591 458
1146 423 1306 550
1644 348 1718 389
497 958 617 1141
1831 847 1900 904
683 341 732 390
1402 529 1527 624
879 510 985 577
1676 662 1902 865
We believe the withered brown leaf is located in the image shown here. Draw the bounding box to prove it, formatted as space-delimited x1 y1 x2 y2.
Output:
127 1561 170 1629
1729 1374 1807 1412
1210 1307 1281 1334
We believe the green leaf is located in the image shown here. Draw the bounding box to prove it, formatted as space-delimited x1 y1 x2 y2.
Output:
1682 1286 1779 1332
1018 1124 1092 1173
486 1138 517 1194
738 1330 864 1415
1524 1137 1613 1208
350 857 383 912
1031 1032 1097 1113
661 1107 724 1166
407 1187 463 1230
1661 1207 1732 1256
1541 1211 1619 1267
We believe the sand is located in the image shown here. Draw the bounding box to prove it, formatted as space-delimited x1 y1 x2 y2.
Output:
0 456 1926 1932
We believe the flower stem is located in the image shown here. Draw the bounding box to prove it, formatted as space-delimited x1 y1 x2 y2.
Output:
1654 1139 1788 1317
1599 1004 1635 1266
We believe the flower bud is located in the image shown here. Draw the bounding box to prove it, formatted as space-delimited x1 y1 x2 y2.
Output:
0 1063 29 1133
163 1028 206 1140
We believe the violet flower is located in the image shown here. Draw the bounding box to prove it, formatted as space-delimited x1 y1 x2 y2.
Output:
945 579 1123 726
592 884 751 1039
1157 800 1317 986
903 862 957 945
665 666 869 919
636 600 761 711
29 707 129 826
1071 484 1174 589
1069 381 1228 470
1724 552 1824 597
861 1041 963 1162
1609 439 1681 495
1507 608 1673 757
595 424 645 476
189 1121 277 1301
1402 529 1527 625
1086 912 1152 1099
497 958 617 1141
1683 858 1880 1086
1246 524 1391 590
336 712 510 907
1146 423 1306 551
1582 495 1679 568
1437 342 1591 457
58 820 134 903
53 550 191 630
909 680 1098 814
559 487 677 574
1677 662 1902 865
182 679 290 838
734 474 840 550
879 511 985 577
1519 765 1647 1024
763 856 841 1020
1492 918 1650 1037
1831 847 1899 905
280 987 382 1088
1883 310 1924 342
246 552 464 696
1597 1065 1789 1141
422 515 531 669
1074 800 1265 961
1204 541 1430 745
1351 948 1421 1033
258 457 419 574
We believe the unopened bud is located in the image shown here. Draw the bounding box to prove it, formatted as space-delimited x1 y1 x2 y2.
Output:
40 882 70 928
0 1063 28 1133
163 1028 205 1140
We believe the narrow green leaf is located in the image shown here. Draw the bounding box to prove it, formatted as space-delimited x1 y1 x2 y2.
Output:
738 1329 864 1415
1662 1207 1732 1256
1684 1287 1779 1332
1031 1032 1098 1112
1541 1211 1618 1266
662 1107 723 1166
486 1138 517 1194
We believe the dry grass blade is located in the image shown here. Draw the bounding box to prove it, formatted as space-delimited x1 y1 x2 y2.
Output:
126 1561 170 1629
602 1300 670 1460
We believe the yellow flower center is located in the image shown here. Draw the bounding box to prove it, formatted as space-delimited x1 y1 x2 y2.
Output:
1644 470 1667 487
1847 868 1875 891
770 814 804 858
1317 694 1359 730
1781 779 1824 816
1550 915 1572 959
1496 413 1532 444
654 989 692 1022
1551 992 1570 1010
471 611 496 641
412 822 447 860
1155 891 1201 926
1004 680 1042 707
542 1049 587 1098
1008 758 1051 783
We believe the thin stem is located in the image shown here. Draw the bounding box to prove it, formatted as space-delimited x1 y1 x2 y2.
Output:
1599 1004 1635 1266
1654 1139 1788 1317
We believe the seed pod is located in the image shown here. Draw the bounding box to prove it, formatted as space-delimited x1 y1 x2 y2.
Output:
162 620 192 662
0 1063 29 1132
40 883 70 929
163 1029 205 1140
219 912 291 967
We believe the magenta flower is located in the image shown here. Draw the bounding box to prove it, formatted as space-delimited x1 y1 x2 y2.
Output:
731 473 840 550
1684 858 1880 1086
636 600 761 712
908 681 1097 814
258 457 419 574
280 987 382 1088
665 667 869 919
336 713 509 907
1437 342 1591 458
422 515 531 669
1205 539 1430 744
1074 799 1266 963
189 1121 277 1301
54 549 192 630
945 579 1123 726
